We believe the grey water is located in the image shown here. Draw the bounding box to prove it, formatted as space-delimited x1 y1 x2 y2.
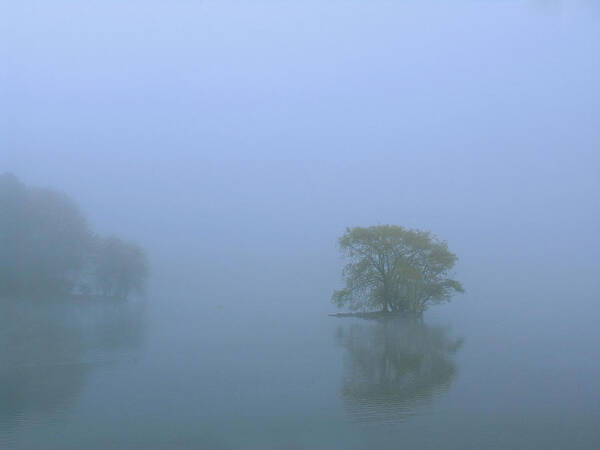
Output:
2 273 600 449
2 0 600 448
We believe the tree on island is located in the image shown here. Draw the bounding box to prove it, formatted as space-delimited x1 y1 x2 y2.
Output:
332 225 463 314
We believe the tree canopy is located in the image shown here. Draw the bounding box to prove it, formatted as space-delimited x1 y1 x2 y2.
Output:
332 225 463 314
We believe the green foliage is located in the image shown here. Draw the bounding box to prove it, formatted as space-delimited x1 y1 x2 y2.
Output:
332 225 464 314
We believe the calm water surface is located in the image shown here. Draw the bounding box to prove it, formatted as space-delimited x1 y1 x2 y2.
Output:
2 286 600 449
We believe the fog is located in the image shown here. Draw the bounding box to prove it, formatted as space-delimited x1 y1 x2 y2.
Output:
1 1 600 448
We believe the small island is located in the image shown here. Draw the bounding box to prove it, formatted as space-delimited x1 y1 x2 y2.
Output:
330 225 463 318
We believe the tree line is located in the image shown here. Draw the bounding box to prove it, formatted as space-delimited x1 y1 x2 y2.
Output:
0 173 148 299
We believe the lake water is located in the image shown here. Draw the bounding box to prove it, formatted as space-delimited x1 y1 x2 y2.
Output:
2 283 600 449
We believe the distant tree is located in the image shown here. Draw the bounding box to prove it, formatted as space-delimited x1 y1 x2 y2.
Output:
0 173 150 300
94 236 148 299
332 225 463 314
0 173 27 294
0 173 92 295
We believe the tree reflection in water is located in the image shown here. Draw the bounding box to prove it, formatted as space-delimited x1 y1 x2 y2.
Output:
336 317 462 424
0 299 145 433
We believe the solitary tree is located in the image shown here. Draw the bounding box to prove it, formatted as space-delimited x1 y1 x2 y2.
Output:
332 225 463 314
94 236 148 299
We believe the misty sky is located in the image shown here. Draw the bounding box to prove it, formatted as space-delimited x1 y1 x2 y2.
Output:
2 1 599 312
